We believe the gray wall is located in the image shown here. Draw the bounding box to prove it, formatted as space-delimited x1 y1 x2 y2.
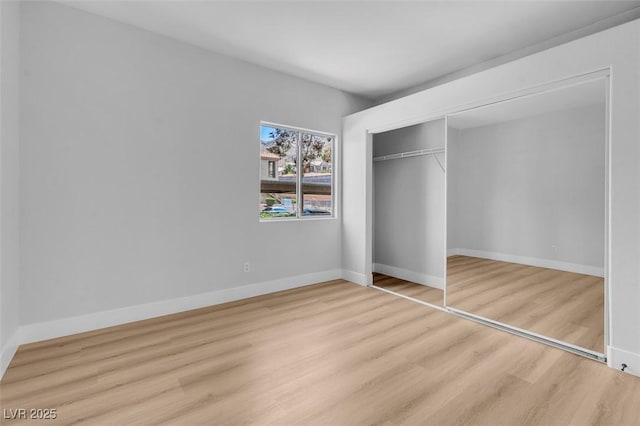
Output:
447 103 606 269
373 119 445 285
1 0 21 359
19 2 369 325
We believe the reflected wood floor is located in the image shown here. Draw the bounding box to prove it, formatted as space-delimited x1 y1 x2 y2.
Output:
373 273 444 306
447 255 605 354
2 279 637 425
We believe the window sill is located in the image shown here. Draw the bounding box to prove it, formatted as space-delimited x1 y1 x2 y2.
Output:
259 216 336 223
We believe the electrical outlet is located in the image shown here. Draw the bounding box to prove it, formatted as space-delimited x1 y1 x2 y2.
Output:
243 262 250 273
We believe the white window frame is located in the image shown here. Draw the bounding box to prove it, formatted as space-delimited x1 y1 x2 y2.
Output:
259 121 337 221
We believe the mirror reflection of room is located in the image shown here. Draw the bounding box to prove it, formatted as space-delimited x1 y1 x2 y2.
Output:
372 119 445 307
446 79 606 354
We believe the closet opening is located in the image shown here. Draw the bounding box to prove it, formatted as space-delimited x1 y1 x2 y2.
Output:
370 118 447 311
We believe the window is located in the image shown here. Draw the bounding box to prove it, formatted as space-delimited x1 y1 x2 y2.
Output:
259 123 334 219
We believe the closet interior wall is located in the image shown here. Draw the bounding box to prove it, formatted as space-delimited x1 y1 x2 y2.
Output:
372 119 445 289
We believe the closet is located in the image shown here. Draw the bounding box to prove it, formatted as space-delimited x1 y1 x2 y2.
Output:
371 119 446 307
367 74 608 361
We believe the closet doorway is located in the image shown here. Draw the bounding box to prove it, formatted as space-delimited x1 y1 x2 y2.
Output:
371 118 446 309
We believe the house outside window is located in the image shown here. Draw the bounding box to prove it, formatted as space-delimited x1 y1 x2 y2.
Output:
260 152 281 181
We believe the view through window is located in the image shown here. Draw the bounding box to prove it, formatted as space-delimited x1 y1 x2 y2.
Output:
259 123 334 219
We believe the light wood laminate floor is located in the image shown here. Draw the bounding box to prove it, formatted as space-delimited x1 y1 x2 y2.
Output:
373 273 444 306
447 255 605 354
2 279 636 425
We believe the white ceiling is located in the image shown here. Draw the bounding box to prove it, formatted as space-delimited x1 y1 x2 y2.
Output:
60 1 640 100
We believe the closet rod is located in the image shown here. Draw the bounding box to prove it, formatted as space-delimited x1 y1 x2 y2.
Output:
373 147 445 172
372 147 444 162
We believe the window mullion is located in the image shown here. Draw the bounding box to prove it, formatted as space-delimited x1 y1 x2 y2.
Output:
297 130 303 218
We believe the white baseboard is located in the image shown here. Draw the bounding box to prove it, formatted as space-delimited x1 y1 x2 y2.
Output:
341 269 368 286
608 346 640 377
373 263 444 290
1 330 21 381
447 248 460 257
15 269 342 350
447 248 604 277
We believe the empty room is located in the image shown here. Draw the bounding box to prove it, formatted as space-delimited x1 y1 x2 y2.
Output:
1 1 640 424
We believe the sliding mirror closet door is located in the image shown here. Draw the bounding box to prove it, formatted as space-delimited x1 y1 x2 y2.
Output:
372 119 446 307
446 77 608 356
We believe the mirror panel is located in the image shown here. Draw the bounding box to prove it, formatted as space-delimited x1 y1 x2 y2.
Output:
446 79 607 354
